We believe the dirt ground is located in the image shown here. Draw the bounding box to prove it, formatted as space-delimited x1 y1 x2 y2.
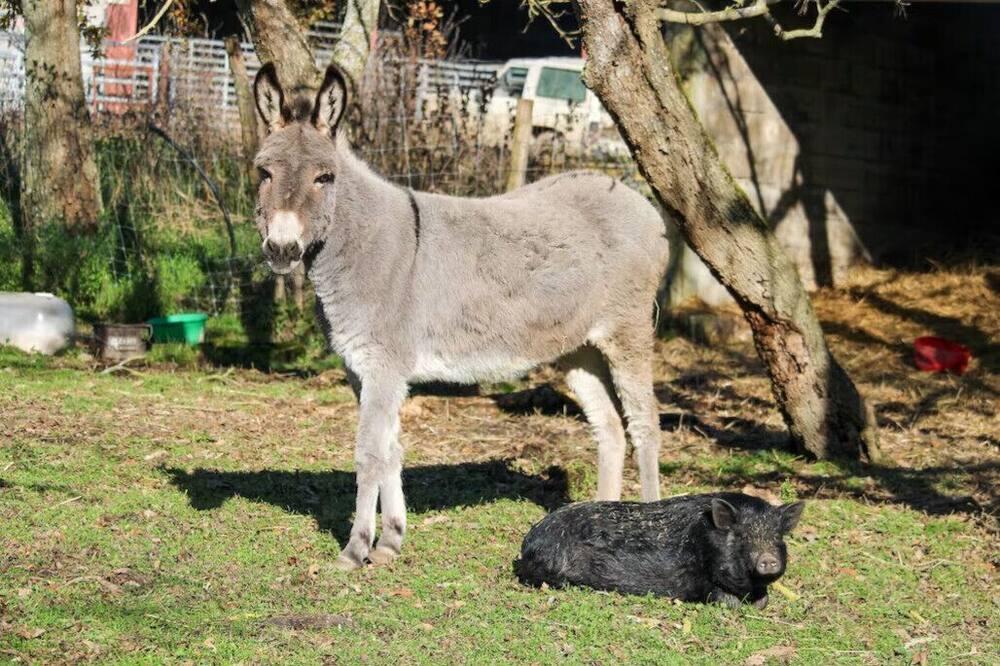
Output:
8 263 999 521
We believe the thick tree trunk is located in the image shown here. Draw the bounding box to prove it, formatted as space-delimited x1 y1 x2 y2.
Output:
331 0 381 86
20 0 102 237
235 0 319 89
575 0 881 461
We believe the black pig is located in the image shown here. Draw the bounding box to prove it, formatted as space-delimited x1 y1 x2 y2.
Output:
514 492 804 608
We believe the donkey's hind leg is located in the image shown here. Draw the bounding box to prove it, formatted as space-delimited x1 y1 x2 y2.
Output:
598 327 662 502
561 346 628 501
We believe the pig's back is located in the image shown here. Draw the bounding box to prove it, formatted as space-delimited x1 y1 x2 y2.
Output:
514 497 714 598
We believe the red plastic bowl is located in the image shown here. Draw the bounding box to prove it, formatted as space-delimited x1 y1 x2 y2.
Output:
913 336 971 374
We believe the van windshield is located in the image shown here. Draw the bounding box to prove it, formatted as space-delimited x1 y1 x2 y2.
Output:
536 67 586 104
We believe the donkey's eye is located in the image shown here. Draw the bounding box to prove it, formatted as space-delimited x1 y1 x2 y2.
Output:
258 168 272 183
314 173 334 186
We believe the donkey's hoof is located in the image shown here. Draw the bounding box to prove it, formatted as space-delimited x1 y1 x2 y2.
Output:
333 554 363 572
368 546 399 566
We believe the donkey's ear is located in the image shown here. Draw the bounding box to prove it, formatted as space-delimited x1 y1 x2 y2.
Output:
312 64 349 136
254 63 285 133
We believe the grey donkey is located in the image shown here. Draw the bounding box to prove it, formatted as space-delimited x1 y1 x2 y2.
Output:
252 63 671 570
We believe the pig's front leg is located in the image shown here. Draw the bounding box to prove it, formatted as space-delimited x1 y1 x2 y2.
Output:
749 591 769 609
709 587 742 608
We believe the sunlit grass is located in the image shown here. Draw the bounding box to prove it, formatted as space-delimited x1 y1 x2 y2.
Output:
0 356 996 664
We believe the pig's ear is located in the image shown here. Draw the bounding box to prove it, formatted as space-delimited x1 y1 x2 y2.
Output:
710 499 738 530
778 501 805 533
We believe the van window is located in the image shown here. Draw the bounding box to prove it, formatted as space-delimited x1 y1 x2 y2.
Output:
536 67 586 104
497 67 528 97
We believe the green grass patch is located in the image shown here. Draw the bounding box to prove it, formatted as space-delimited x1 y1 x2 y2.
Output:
0 365 996 663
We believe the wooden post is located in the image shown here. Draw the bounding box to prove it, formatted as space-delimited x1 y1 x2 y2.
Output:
505 98 533 192
224 36 260 190
155 40 171 122
274 275 286 304
292 263 305 311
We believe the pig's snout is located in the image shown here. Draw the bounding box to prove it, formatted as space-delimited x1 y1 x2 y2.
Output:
755 553 781 576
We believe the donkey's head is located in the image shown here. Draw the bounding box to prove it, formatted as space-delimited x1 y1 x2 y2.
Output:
252 63 349 274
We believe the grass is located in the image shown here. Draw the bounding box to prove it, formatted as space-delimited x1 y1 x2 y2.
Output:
1 265 998 664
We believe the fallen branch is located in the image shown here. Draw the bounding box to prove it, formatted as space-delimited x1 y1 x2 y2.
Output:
101 356 147 375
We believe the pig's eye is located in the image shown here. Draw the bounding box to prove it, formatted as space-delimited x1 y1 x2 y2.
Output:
258 168 272 184
314 173 334 186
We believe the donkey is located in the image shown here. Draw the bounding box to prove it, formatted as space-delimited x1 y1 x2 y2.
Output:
251 63 671 570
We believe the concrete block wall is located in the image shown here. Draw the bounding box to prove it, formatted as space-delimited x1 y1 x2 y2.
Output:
664 3 1000 306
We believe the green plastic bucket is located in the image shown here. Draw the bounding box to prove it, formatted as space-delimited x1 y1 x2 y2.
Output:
148 313 208 345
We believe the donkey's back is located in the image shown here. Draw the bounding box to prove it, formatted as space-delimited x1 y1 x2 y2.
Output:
404 170 669 383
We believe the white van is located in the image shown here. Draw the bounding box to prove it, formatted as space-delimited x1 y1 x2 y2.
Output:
482 57 628 158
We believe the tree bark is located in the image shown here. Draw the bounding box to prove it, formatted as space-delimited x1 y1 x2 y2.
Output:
575 0 881 461
235 0 320 89
331 0 382 87
20 0 102 236
235 0 380 91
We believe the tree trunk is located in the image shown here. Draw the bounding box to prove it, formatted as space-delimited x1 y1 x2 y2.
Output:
20 0 102 238
224 36 260 189
235 0 319 89
236 0 380 90
331 0 381 86
575 0 881 461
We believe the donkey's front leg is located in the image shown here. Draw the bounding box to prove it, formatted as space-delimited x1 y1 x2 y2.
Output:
334 376 408 571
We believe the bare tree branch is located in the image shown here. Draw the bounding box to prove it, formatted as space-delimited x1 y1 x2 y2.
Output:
763 0 843 41
656 0 772 27
121 0 178 43
654 0 845 41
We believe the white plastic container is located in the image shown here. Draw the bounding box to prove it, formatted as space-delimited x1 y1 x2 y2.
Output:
0 292 75 354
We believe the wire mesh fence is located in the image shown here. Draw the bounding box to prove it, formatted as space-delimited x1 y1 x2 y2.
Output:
0 29 640 354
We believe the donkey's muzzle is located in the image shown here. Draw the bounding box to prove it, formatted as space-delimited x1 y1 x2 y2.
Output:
263 238 303 274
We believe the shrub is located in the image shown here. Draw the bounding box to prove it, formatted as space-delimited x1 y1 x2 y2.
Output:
154 254 205 314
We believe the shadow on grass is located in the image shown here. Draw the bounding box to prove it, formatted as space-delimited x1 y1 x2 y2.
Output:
450 379 996 522
164 459 569 546
673 457 998 523
491 381 787 450
491 383 583 420
852 292 999 372
658 411 790 451
822 320 999 403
